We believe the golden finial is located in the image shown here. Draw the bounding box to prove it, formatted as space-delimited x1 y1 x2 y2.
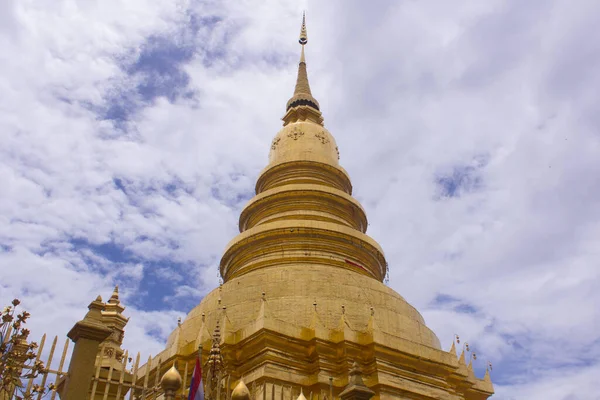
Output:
160 363 182 392
231 380 250 400
299 11 307 45
297 388 307 400
298 12 307 64
454 334 460 344
177 317 182 327
284 11 321 118
81 295 106 323
108 285 120 304
487 361 493 372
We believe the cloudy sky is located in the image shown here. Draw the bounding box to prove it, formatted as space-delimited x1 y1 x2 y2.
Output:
1 0 599 399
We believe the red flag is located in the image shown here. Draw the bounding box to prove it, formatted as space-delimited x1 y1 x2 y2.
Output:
188 356 204 400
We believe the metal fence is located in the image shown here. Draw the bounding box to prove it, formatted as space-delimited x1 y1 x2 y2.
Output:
6 332 161 400
8 332 336 400
7 333 70 400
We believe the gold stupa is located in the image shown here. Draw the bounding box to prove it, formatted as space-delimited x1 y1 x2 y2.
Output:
148 15 494 400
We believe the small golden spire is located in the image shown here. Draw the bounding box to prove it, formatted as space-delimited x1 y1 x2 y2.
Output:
286 12 320 113
297 388 307 400
466 359 476 380
231 380 250 400
458 350 467 366
108 285 119 304
298 13 307 63
160 364 182 392
449 340 457 357
84 296 105 322
299 11 307 45
482 364 494 392
339 361 375 399
484 366 492 382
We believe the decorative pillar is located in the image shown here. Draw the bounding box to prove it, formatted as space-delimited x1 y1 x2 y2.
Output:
339 362 375 400
98 285 129 370
160 364 182 400
60 296 112 400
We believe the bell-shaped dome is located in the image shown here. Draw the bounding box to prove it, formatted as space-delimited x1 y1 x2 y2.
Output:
160 365 182 392
269 122 339 167
231 380 251 400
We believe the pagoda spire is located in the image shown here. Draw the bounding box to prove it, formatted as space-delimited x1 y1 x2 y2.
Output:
108 285 120 305
285 12 322 121
223 14 385 283
99 286 129 370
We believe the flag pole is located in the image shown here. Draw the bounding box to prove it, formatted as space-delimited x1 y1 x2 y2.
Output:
198 343 204 399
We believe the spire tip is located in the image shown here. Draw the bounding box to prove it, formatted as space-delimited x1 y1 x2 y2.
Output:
299 12 307 45
283 11 323 123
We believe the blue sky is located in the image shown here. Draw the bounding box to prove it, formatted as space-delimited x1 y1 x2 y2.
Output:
1 1 600 399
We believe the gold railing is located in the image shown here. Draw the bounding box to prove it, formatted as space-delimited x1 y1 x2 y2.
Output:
9 333 159 400
3 333 70 400
8 331 345 400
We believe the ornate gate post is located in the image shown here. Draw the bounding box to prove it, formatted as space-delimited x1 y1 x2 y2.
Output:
59 296 112 400
161 364 182 400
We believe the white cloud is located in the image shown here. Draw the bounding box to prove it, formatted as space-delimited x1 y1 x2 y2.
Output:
1 0 599 398
494 363 600 400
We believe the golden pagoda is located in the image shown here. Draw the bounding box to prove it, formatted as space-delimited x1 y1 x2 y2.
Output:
146 15 494 400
